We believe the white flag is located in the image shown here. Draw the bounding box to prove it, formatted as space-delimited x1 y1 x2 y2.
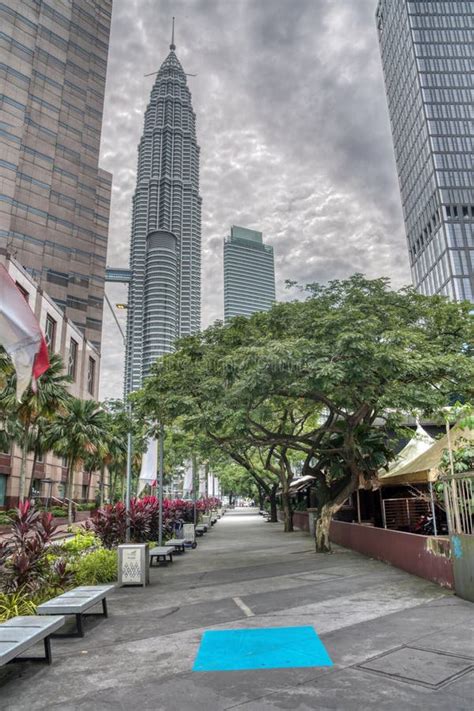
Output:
0 264 50 399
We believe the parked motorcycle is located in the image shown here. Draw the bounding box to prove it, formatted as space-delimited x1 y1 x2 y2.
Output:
414 514 435 535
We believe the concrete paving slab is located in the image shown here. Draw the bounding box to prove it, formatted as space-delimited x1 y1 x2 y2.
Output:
358 646 473 688
0 509 472 710
229 666 474 711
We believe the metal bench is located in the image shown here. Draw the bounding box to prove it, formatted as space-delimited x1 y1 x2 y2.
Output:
165 539 186 554
0 615 65 666
149 545 174 566
37 585 115 638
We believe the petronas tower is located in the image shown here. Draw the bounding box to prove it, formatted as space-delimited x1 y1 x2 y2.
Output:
125 29 202 392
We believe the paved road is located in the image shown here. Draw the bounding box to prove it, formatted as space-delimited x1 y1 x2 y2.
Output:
1 509 472 709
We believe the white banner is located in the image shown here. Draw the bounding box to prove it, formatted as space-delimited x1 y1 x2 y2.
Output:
183 460 193 495
137 437 157 495
199 465 207 495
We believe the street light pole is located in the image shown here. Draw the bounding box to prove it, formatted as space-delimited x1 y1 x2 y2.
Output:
125 405 132 543
158 423 164 546
104 290 133 541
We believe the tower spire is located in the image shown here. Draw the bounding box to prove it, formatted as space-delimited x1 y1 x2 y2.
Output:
170 17 176 51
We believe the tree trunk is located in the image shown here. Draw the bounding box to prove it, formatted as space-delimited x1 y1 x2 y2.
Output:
99 463 105 508
281 489 294 532
18 436 29 504
315 504 333 553
269 487 278 522
27 448 39 500
66 461 75 525
314 470 359 553
258 486 265 511
111 469 118 503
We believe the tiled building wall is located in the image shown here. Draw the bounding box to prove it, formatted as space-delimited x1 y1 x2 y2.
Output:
0 252 102 508
0 0 113 348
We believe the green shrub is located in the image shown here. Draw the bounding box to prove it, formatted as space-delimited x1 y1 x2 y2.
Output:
0 513 12 526
0 589 37 622
76 503 96 512
73 549 117 585
61 529 99 555
50 506 68 518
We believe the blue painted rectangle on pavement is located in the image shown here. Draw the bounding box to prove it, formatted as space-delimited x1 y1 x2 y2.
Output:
193 626 333 672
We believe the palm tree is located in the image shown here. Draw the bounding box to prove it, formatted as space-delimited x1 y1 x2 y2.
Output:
0 353 71 502
0 346 13 394
46 398 109 523
83 413 120 507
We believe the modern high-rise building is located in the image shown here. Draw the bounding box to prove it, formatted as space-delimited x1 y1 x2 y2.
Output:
376 0 473 302
0 1 113 350
125 30 202 392
224 226 275 322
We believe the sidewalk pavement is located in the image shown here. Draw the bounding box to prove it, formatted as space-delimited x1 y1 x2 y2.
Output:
0 509 472 710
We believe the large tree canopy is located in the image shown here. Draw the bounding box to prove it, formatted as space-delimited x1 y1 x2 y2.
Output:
139 275 473 550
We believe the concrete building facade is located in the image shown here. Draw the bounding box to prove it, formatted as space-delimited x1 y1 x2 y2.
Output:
376 0 473 302
224 226 276 322
0 0 113 350
0 250 101 509
125 37 202 392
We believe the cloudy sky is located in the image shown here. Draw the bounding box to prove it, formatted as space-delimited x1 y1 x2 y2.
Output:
98 0 410 400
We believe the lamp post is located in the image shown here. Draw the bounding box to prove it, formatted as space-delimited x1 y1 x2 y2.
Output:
158 423 164 545
104 291 133 542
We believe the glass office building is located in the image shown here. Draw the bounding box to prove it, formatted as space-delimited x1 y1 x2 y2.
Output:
224 226 275 322
0 1 113 349
376 0 473 302
125 38 202 392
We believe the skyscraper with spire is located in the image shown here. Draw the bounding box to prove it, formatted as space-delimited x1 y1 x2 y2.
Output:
124 22 202 392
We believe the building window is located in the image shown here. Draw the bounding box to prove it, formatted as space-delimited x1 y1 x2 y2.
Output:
68 338 78 380
87 356 96 395
81 484 88 500
15 282 29 302
31 478 41 496
44 314 56 351
0 474 6 507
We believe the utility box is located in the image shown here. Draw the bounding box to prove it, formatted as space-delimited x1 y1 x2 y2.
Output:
118 544 149 587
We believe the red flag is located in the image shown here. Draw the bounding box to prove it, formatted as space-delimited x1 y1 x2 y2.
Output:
0 264 50 399
33 335 50 382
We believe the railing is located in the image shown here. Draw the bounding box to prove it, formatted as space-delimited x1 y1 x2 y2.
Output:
441 472 474 535
382 496 430 531
37 496 77 521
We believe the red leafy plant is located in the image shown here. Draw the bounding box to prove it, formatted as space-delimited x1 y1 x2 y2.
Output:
87 502 127 549
89 496 222 548
0 501 57 593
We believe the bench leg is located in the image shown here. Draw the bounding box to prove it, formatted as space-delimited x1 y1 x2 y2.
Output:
76 613 84 638
102 597 108 618
44 636 52 665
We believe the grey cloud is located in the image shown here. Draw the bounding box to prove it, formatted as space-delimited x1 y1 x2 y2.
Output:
98 0 409 399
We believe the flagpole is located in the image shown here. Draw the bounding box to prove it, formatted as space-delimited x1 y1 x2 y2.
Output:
192 453 197 525
158 423 164 546
125 404 132 543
